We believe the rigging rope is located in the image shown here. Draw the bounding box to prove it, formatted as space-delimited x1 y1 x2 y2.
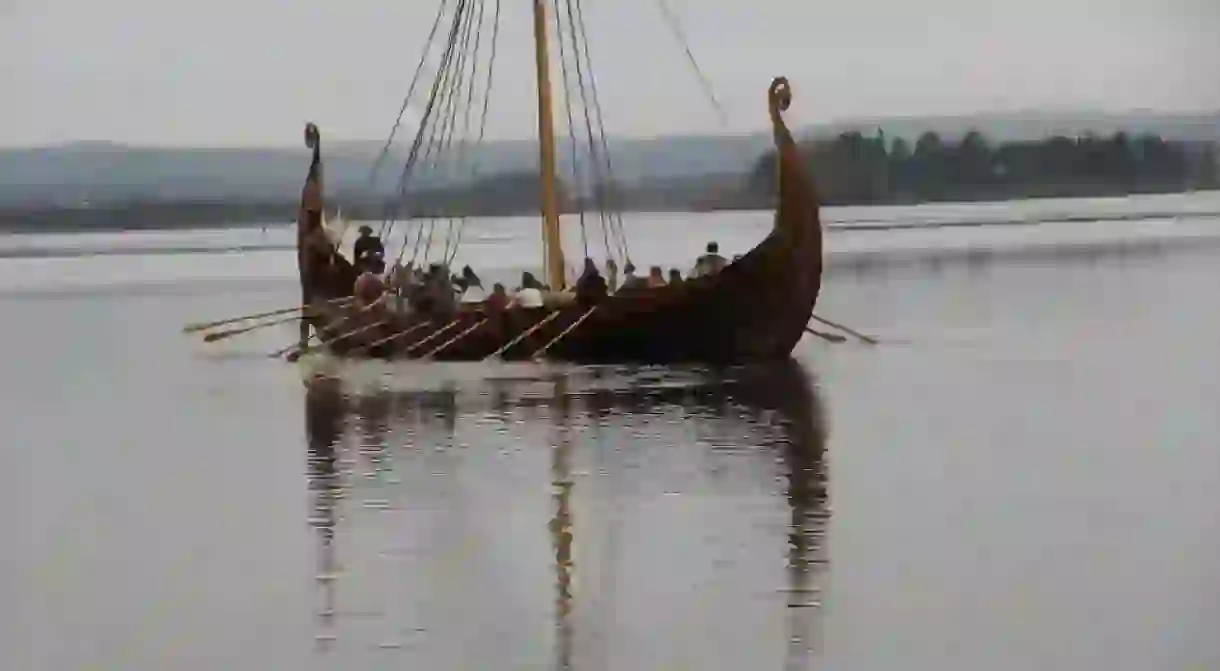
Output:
383 51 456 253
382 0 470 269
402 2 470 254
552 0 589 262
396 55 456 262
570 0 631 263
346 0 452 245
560 0 614 265
653 0 728 126
442 0 490 264
352 0 733 286
444 0 502 268
418 0 479 265
373 0 710 277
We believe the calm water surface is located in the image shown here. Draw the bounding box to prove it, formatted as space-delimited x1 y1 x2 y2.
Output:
2 194 1219 670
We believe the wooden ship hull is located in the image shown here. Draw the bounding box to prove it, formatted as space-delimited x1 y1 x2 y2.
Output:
293 1 822 365
305 220 820 365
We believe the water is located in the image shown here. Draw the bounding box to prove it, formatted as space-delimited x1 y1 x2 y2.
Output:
2 192 1219 670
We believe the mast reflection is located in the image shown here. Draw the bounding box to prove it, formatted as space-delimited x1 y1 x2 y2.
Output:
302 359 829 669
304 373 344 653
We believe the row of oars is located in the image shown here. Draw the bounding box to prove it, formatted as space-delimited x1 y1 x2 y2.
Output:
181 296 350 336
297 307 591 363
185 300 878 359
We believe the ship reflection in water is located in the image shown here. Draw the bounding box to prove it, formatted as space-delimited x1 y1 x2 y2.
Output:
303 359 829 670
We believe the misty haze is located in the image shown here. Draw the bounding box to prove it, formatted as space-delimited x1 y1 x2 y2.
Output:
2 1 1218 670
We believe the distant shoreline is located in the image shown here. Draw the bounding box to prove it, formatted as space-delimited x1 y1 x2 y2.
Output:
5 123 1216 234
1 188 1218 235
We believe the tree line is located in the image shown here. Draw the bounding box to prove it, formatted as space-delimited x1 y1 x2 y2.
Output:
0 170 571 232
3 130 1217 230
742 130 1219 206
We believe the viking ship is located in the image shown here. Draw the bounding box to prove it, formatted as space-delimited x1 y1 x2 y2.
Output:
295 0 822 364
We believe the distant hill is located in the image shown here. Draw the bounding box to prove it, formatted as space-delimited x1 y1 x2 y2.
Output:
1 111 1216 208
805 110 1220 145
0 135 773 207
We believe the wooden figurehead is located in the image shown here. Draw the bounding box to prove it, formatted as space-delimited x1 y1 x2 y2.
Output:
301 122 324 224
767 77 821 251
296 122 325 344
296 123 358 307
298 122 325 288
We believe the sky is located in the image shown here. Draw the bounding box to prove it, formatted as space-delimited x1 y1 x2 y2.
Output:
1 0 1218 147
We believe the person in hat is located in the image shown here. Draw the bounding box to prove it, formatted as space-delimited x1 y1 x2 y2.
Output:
352 224 385 274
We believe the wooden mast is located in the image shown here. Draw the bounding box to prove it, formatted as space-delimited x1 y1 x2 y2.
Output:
532 0 566 290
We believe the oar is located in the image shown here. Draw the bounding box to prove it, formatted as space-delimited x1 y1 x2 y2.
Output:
203 313 302 342
281 319 389 362
804 326 846 343
483 309 564 361
272 296 386 359
420 318 488 360
810 314 878 345
530 306 598 360
359 320 434 353
403 318 464 356
182 296 350 334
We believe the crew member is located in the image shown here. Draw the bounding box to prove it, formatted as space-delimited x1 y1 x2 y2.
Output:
693 241 728 277
353 225 385 274
575 258 609 306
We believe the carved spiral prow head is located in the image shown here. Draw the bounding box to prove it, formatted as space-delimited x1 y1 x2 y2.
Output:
769 77 792 115
304 123 320 150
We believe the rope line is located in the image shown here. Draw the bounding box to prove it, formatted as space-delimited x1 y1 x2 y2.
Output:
654 0 728 126
552 0 589 261
388 0 470 257
363 0 666 277
347 0 452 245
570 0 631 263
560 0 612 264
420 0 479 264
383 0 470 269
443 0 489 264
445 0 501 268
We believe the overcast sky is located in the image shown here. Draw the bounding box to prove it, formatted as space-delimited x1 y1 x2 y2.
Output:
2 0 1218 147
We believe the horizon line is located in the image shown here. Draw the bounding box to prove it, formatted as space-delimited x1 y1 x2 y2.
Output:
4 106 1217 151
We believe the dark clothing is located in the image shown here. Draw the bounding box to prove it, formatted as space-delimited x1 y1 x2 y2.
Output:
459 267 482 293
575 272 608 306
486 291 510 313
353 234 383 260
353 234 385 273
619 275 648 291
427 276 458 319
520 273 545 292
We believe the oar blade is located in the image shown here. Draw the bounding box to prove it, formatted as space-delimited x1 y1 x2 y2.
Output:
203 329 241 343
